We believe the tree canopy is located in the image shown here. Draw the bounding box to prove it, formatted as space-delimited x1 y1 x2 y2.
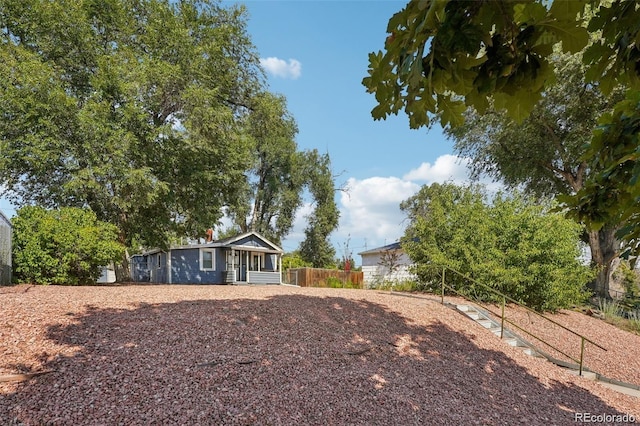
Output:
225 92 304 245
0 0 261 254
364 0 640 258
401 183 592 311
298 150 340 268
0 0 341 275
224 93 340 256
448 51 624 297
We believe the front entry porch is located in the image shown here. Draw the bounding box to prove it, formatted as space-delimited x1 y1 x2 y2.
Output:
223 248 282 285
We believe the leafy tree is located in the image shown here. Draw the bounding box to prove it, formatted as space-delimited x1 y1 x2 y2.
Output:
223 93 341 254
298 151 340 268
282 251 312 270
0 0 262 278
226 92 305 245
215 225 243 241
612 260 640 300
363 0 640 260
12 206 124 285
401 183 593 311
448 51 624 297
378 248 402 276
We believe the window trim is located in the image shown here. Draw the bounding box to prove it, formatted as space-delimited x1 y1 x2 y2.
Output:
251 253 265 271
200 249 216 271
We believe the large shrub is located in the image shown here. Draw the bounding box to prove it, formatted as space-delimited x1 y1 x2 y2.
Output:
401 183 593 311
12 206 124 285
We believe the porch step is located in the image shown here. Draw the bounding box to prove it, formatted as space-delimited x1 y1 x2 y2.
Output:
521 347 544 358
455 304 537 356
503 337 523 347
450 302 640 397
477 319 493 329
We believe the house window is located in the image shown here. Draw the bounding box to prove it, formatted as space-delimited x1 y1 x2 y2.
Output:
200 249 215 271
157 254 161 269
252 253 264 271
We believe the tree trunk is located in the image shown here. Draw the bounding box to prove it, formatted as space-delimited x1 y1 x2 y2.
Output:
115 249 131 282
587 225 619 298
115 228 131 282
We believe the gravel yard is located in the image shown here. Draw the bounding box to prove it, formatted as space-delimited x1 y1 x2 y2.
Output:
1 284 639 425
501 302 640 388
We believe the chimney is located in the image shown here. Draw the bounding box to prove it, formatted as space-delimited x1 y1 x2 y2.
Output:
205 228 214 243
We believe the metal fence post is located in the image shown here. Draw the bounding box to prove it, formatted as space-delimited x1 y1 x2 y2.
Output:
500 296 505 339
579 337 585 376
441 267 445 305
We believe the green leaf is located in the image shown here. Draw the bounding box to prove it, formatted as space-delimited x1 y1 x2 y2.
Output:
514 2 547 24
549 0 587 22
438 94 466 128
465 89 490 114
493 91 539 123
538 20 589 53
455 53 488 70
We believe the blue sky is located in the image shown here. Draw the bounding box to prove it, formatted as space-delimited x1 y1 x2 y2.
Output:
0 1 482 262
232 0 478 259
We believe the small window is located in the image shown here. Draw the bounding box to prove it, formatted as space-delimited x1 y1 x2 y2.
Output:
252 254 264 271
201 249 215 271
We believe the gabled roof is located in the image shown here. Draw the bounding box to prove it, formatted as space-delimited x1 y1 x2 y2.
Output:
358 241 403 256
0 210 12 227
137 231 283 256
212 231 283 253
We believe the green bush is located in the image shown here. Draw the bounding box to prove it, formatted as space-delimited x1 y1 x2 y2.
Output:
369 278 423 292
326 277 343 288
402 184 593 311
12 206 125 285
324 277 360 289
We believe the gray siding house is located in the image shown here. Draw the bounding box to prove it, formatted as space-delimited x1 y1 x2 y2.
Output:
131 231 283 285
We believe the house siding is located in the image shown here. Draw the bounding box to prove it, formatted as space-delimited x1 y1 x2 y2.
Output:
149 252 167 283
131 255 149 282
232 234 275 250
130 231 283 285
246 271 281 285
170 248 224 284
361 251 416 288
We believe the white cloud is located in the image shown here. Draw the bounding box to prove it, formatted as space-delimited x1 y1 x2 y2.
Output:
280 154 505 261
403 154 471 183
280 176 420 256
260 57 302 79
335 176 420 251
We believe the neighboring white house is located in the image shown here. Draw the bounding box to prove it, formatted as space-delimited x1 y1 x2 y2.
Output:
358 242 416 288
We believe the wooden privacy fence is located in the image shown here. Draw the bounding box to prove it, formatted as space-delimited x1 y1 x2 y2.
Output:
285 267 363 288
